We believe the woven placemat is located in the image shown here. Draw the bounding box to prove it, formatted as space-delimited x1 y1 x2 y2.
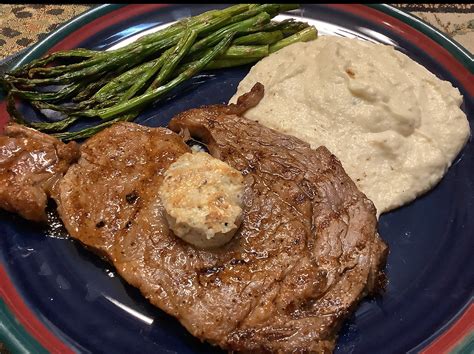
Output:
0 4 91 58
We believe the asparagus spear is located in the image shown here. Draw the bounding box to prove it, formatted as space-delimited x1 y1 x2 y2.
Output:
269 26 318 53
147 29 197 91
185 44 269 63
9 48 98 77
30 116 79 132
25 12 271 117
90 59 157 102
72 73 115 102
219 45 269 59
120 48 170 102
28 51 109 78
9 83 83 102
239 19 309 36
31 100 78 115
233 30 284 45
121 4 250 50
54 114 136 141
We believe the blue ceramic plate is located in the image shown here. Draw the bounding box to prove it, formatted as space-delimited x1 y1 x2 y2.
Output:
0 4 473 354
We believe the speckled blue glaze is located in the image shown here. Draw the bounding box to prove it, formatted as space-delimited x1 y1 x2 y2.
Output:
0 5 472 354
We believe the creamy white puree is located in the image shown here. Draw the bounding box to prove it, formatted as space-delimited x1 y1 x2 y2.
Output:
230 36 470 215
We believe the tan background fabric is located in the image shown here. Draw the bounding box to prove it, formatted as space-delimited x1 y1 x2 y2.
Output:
0 4 90 59
0 3 472 354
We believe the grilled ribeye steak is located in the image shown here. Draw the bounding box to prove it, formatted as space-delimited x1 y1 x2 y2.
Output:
53 84 387 353
167 84 387 353
0 123 79 221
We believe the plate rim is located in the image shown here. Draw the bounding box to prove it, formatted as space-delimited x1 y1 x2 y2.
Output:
0 4 472 354
369 4 473 70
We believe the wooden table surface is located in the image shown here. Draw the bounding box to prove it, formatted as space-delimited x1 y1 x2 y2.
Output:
0 3 472 354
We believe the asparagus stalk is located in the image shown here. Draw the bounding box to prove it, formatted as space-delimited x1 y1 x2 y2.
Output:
7 41 165 86
269 26 318 53
31 100 78 114
233 30 284 45
90 59 158 102
241 19 309 36
219 45 269 59
9 48 99 77
6 93 28 125
120 49 170 102
72 74 115 102
9 83 83 102
54 113 137 141
148 29 197 91
30 116 79 132
28 51 109 78
122 4 250 50
8 13 233 86
185 44 269 63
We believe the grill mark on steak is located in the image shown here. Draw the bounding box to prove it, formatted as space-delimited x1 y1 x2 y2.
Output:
125 191 139 204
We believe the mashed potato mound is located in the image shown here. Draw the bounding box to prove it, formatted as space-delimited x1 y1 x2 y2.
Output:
159 152 244 249
231 36 470 215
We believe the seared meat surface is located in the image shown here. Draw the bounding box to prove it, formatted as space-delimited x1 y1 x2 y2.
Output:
0 123 79 221
53 123 190 259
169 84 388 352
53 84 387 353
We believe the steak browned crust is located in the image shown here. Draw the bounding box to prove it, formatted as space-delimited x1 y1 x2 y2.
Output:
53 123 191 259
54 84 387 353
0 123 79 221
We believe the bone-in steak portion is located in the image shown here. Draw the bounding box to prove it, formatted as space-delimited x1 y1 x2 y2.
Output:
55 84 387 353
0 123 79 221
